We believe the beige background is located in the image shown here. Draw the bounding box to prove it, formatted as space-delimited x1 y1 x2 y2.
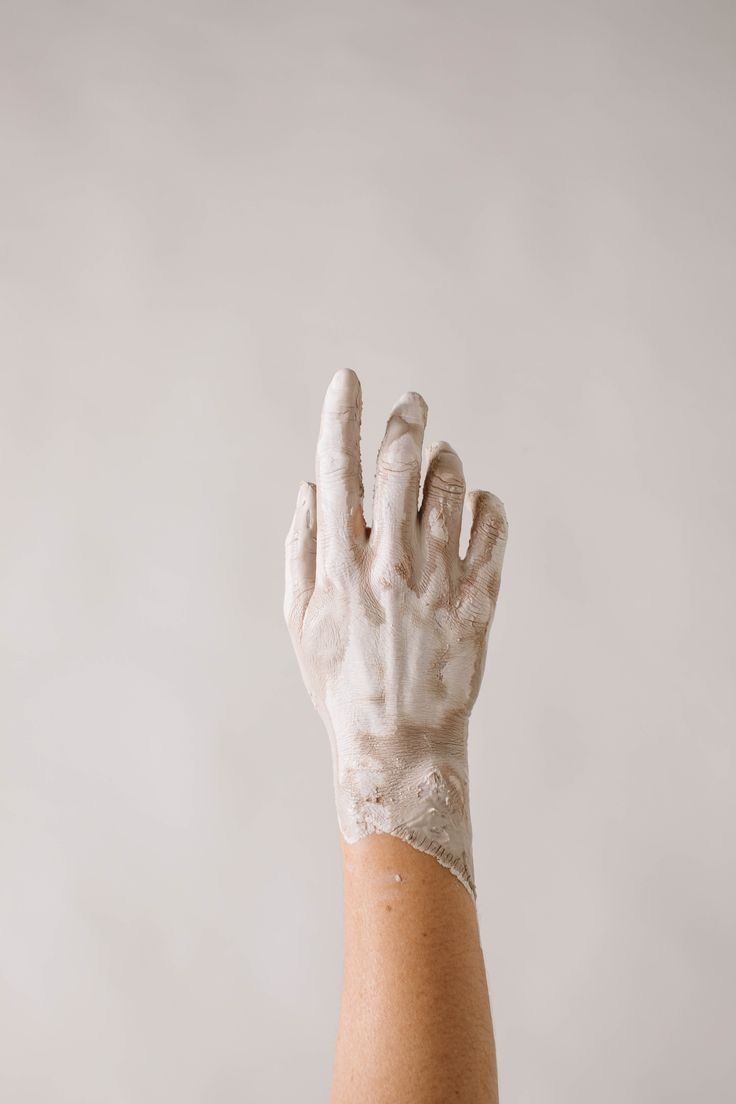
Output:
1 2 734 1101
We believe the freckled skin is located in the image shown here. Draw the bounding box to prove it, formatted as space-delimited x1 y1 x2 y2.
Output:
284 371 508 895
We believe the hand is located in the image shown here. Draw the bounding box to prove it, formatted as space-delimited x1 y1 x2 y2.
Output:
284 370 507 896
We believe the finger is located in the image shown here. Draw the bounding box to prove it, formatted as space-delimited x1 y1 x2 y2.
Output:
284 481 317 631
460 490 508 618
419 441 466 565
315 369 365 577
371 391 427 563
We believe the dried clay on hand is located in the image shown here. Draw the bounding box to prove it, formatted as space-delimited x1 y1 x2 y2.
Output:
284 370 507 897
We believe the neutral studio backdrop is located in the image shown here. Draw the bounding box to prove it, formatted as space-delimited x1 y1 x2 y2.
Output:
1 2 734 1102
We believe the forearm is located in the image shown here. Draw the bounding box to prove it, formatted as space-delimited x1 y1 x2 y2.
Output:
332 833 498 1104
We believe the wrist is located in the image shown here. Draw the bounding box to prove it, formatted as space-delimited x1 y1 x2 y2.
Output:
331 733 475 898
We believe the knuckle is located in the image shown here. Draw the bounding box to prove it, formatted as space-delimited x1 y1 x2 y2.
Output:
318 452 358 482
369 553 411 592
319 554 357 594
377 431 421 480
460 588 493 625
377 453 421 479
427 472 465 498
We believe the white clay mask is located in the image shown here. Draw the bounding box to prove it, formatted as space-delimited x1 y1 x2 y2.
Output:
284 370 507 898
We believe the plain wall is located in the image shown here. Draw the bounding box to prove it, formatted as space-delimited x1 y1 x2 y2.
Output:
1 2 734 1101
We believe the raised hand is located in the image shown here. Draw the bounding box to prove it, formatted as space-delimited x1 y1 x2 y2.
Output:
284 370 507 896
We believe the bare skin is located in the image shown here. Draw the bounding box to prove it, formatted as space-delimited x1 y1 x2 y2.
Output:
285 370 507 1102
333 834 498 1104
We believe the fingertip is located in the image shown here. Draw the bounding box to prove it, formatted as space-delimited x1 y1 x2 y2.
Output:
467 489 509 542
468 488 505 513
329 367 359 387
325 368 361 405
427 440 464 474
486 491 508 533
392 390 428 426
429 439 457 456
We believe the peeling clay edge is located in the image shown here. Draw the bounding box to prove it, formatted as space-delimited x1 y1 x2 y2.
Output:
342 826 477 900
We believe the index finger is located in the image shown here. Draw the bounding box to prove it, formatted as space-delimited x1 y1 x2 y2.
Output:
315 369 366 577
